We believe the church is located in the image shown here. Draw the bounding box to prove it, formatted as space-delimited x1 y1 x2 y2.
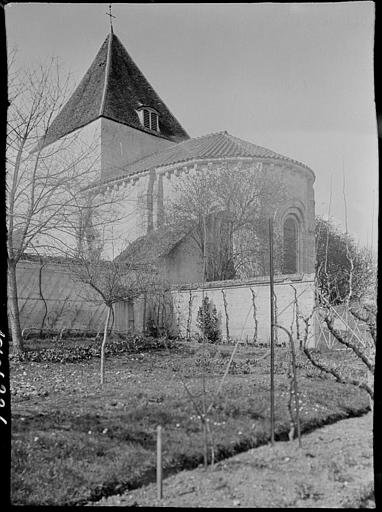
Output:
39 27 316 287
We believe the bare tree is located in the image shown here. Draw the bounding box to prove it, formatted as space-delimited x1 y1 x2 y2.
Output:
70 249 159 384
6 55 101 356
315 216 376 305
293 286 375 402
294 174 377 405
164 335 242 469
165 162 286 281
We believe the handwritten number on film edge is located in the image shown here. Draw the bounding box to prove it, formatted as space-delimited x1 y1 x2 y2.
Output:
0 330 7 424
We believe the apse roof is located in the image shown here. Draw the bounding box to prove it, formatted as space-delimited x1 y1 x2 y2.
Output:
101 130 314 184
38 30 189 150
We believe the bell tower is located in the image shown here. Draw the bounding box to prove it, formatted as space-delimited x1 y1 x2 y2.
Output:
38 29 189 181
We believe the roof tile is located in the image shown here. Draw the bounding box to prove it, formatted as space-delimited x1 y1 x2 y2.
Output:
116 224 190 264
102 131 313 184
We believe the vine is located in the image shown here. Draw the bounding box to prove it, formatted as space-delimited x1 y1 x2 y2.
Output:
250 288 258 344
221 289 230 343
186 290 193 340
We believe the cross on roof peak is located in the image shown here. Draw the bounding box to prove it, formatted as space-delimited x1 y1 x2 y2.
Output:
106 4 116 32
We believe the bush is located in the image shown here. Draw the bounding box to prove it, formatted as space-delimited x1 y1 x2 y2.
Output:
196 296 221 344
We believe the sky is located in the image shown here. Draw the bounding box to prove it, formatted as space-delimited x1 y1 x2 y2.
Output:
5 2 378 250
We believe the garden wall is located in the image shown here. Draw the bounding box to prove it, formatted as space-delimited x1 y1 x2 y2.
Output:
15 258 107 333
171 273 316 346
13 256 316 347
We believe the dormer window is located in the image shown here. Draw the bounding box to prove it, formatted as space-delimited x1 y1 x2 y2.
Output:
137 106 160 133
150 111 158 131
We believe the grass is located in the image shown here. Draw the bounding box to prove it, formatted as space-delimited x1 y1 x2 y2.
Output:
11 341 370 506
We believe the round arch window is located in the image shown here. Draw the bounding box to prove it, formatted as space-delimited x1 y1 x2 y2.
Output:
282 216 299 274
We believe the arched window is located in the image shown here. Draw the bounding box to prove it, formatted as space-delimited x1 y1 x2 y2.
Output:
282 216 299 274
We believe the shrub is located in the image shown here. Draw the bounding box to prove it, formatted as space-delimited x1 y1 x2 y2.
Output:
196 296 221 344
10 335 177 364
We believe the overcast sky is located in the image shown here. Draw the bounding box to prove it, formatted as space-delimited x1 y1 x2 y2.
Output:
6 2 377 250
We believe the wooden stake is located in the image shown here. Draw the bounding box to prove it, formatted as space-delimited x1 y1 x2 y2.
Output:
269 217 275 446
157 425 163 500
276 323 302 448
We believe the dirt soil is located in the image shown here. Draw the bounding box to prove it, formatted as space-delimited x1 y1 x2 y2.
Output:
90 412 374 508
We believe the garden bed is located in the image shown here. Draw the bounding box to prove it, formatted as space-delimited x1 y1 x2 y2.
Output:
92 412 374 508
11 340 371 506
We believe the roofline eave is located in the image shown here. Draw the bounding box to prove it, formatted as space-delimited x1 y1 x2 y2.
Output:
85 153 315 193
100 114 190 142
32 111 189 155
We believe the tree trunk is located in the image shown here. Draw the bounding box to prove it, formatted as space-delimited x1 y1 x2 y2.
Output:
100 306 112 385
7 260 23 356
38 260 48 337
202 417 208 469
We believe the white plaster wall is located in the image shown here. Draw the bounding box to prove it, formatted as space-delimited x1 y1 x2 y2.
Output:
26 120 102 257
43 119 102 170
15 259 107 332
101 118 176 180
172 274 316 347
95 173 152 260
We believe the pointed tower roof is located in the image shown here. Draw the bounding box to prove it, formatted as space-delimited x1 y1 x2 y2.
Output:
40 31 189 149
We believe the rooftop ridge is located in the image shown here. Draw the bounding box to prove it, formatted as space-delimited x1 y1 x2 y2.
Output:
110 33 190 138
99 32 113 116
